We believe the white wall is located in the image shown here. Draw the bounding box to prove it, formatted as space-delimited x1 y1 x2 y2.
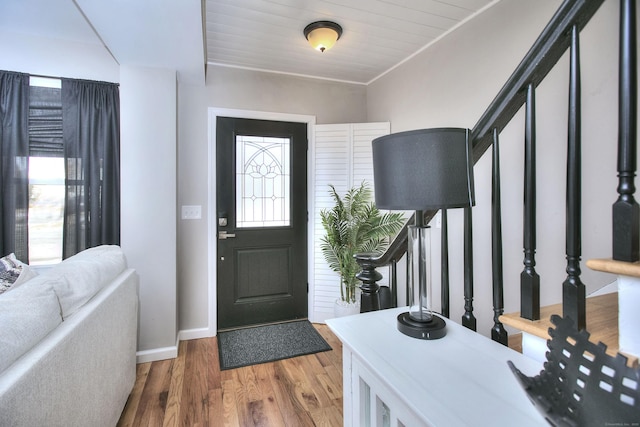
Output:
0 31 118 82
176 65 368 334
367 0 629 336
203 66 367 124
120 66 177 361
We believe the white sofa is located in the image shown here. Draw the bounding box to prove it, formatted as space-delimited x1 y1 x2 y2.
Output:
0 245 138 427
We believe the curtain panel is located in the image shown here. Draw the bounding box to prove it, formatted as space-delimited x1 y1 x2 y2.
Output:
62 79 120 259
0 71 29 262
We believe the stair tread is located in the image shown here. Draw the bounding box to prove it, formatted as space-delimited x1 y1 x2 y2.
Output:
499 292 637 365
586 258 640 277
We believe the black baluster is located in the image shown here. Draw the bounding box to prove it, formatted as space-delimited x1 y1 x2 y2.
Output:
462 206 476 331
521 82 541 321
491 128 508 345
613 0 639 262
441 209 450 318
356 254 383 313
563 25 586 330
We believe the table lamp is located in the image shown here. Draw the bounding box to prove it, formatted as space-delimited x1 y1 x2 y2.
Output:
372 128 475 339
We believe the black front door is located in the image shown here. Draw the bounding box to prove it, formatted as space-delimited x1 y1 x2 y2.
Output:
216 117 308 330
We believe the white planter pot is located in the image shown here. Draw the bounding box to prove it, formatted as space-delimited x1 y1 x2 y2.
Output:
334 299 361 318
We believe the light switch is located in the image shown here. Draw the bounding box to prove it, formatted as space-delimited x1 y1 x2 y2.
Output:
181 205 202 220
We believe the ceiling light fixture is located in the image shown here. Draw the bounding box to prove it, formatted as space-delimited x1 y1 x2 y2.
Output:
303 21 342 52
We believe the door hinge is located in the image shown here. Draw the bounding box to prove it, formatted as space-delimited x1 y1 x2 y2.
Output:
307 283 309 293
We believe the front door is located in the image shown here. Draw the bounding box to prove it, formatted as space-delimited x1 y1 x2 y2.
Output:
216 117 308 330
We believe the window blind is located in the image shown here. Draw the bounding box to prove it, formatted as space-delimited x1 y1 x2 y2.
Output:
28 85 63 157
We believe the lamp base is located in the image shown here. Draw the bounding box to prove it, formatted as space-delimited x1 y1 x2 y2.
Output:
397 312 446 340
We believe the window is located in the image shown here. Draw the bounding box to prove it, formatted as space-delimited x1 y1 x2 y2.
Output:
28 157 64 264
1 71 120 263
28 77 63 265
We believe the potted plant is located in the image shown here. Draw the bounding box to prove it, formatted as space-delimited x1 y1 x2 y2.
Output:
320 182 405 316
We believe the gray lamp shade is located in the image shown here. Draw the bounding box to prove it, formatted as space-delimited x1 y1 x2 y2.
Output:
372 128 475 210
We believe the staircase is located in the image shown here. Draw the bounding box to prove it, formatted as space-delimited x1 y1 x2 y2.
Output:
501 259 639 368
356 0 638 367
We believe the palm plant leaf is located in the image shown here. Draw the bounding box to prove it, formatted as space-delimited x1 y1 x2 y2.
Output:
320 182 406 304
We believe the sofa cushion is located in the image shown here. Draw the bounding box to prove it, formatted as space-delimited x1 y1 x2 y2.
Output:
48 245 127 319
0 278 63 373
0 254 38 295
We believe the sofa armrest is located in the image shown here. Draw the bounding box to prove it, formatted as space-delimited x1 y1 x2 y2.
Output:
0 268 139 427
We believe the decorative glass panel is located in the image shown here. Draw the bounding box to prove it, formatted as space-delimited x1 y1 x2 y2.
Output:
236 135 290 228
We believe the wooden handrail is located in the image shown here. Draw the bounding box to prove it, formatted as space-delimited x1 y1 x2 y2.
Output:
469 0 604 157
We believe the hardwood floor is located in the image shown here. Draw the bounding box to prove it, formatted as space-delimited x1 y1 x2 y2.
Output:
117 324 343 427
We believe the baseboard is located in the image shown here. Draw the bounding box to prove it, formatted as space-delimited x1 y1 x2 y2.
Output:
135 327 216 364
136 345 178 364
178 327 214 341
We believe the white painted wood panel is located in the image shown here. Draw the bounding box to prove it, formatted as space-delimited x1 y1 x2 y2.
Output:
205 0 495 83
327 308 546 426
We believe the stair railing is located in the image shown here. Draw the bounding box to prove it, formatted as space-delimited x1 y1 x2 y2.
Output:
356 0 637 342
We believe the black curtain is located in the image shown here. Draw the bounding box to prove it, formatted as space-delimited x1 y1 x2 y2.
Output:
62 79 120 258
0 71 29 262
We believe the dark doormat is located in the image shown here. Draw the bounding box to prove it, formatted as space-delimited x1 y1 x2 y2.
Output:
217 320 332 370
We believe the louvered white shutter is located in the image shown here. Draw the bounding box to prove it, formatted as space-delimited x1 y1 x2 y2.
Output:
311 122 391 322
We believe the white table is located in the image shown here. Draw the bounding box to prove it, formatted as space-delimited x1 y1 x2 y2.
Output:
326 308 547 426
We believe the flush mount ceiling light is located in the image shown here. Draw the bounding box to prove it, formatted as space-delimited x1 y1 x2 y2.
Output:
303 21 342 52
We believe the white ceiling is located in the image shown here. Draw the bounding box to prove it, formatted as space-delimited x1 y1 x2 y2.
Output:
205 0 496 84
1 0 496 85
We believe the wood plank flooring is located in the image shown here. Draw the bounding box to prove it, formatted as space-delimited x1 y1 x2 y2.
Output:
117 324 343 427
117 321 525 426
